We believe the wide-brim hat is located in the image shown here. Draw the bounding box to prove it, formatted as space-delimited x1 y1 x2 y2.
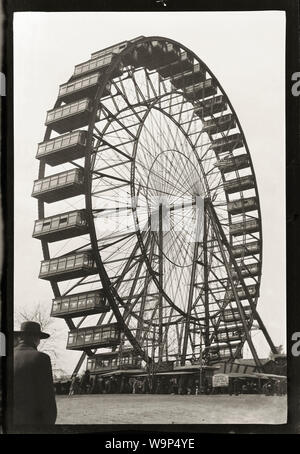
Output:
14 321 50 339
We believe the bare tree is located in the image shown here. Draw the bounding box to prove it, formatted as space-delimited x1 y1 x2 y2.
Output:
16 303 60 367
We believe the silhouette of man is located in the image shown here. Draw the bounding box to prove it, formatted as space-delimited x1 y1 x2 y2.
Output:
14 321 57 426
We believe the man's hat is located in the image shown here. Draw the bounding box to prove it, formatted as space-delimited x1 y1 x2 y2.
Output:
14 321 50 339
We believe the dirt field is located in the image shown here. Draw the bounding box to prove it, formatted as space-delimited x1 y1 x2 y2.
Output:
56 394 287 425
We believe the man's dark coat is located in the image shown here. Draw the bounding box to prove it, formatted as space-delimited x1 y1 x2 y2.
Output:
14 341 57 425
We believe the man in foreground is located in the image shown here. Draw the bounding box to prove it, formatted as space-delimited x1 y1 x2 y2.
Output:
13 321 57 426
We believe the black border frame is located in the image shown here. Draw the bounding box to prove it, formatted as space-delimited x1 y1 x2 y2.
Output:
1 0 300 436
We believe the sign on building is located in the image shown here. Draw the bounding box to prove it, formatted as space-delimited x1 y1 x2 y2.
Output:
212 373 229 387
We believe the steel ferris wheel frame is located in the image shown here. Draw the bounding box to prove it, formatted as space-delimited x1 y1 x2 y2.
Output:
32 35 277 377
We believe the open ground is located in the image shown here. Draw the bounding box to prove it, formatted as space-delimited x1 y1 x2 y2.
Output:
56 394 286 425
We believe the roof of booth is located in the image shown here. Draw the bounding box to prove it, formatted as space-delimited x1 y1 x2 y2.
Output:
99 369 145 376
214 372 287 380
174 364 218 371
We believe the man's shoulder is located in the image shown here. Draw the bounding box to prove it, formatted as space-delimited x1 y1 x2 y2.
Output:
14 344 37 355
35 350 51 363
27 350 52 371
14 345 51 362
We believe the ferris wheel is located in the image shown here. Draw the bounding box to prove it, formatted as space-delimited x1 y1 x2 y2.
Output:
32 36 277 375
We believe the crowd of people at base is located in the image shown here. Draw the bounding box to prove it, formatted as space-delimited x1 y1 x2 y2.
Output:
53 371 287 397
227 378 287 396
56 372 206 396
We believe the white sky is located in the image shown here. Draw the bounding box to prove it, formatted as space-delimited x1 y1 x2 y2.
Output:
13 11 286 374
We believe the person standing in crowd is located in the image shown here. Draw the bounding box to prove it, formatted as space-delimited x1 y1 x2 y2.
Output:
91 376 99 394
135 379 141 394
132 377 137 394
266 380 274 396
228 378 233 395
275 379 282 396
104 377 111 393
97 376 102 394
241 381 248 394
142 378 150 394
89 375 95 394
155 378 162 394
13 321 57 426
110 376 116 393
178 376 184 395
80 370 90 394
125 376 131 393
233 378 240 396
120 376 126 393
173 378 179 395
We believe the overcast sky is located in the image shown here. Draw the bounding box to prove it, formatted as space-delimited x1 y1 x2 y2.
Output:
13 11 285 374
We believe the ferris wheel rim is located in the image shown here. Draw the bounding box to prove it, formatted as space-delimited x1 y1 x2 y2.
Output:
35 35 263 366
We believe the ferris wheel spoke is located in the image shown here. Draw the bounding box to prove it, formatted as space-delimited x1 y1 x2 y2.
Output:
138 117 175 162
115 236 149 288
144 70 159 99
130 71 149 105
112 81 144 125
99 103 138 140
162 228 192 262
95 136 133 162
135 149 189 195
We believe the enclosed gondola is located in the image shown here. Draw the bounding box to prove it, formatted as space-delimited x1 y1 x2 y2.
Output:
39 252 98 282
86 350 142 373
32 168 84 203
67 323 121 350
33 210 89 242
36 130 89 167
51 290 109 318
